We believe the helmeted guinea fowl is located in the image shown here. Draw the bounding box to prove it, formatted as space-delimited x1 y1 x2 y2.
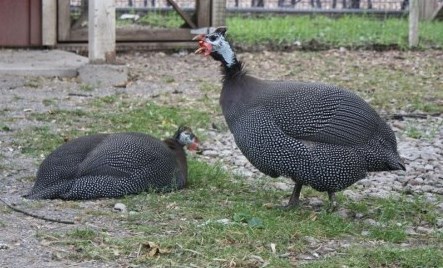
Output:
25 126 199 200
194 27 405 208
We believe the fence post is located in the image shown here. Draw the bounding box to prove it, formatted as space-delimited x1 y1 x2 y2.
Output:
88 0 116 64
42 0 57 46
212 0 227 26
409 0 419 47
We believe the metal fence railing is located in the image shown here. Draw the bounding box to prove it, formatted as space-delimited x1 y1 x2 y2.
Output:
70 0 411 11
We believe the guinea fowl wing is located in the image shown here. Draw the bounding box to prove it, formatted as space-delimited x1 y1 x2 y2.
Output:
262 81 384 147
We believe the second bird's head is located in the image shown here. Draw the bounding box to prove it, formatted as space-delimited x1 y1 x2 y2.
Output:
174 126 200 151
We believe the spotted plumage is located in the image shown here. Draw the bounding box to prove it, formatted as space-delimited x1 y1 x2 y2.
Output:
25 126 199 200
194 27 405 208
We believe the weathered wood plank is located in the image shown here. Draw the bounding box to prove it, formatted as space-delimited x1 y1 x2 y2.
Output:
67 28 194 42
431 2 443 20
57 0 71 41
88 0 116 63
196 0 211 27
42 0 57 46
418 0 439 21
409 0 419 47
166 0 196 28
57 42 195 52
212 0 227 26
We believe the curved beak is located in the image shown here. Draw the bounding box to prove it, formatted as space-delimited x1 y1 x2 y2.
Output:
187 136 200 151
192 34 205 41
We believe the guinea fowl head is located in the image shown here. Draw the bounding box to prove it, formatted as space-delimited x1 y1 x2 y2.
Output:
194 27 244 78
194 26 237 67
171 126 200 151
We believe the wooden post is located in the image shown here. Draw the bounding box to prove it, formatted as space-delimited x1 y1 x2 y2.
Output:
42 0 57 46
409 0 419 47
211 0 226 26
88 0 116 64
196 0 211 27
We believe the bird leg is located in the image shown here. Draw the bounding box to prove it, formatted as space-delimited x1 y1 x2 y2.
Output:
327 191 338 211
282 182 303 209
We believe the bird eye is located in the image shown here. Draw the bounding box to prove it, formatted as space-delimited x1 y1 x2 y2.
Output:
209 35 217 42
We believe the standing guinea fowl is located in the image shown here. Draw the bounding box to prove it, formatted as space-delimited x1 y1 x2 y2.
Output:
194 27 405 208
25 126 199 200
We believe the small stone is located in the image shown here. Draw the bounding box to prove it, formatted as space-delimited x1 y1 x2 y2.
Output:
234 168 253 177
202 150 218 157
219 150 232 157
416 226 433 234
113 203 127 213
364 219 377 226
414 177 424 184
420 147 438 161
215 218 231 225
308 198 324 208
367 189 390 199
405 227 417 235
355 213 364 219
423 193 436 203
361 230 370 236
273 182 291 191
392 121 406 130
342 189 362 201
233 158 247 166
400 148 421 161
304 236 319 245
421 185 434 193
337 208 350 218
424 164 434 171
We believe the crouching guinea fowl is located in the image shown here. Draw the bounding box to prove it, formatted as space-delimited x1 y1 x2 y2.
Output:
194 27 405 208
25 126 199 200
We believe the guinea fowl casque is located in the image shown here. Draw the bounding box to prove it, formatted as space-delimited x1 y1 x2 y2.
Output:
25 126 199 200
194 27 405 208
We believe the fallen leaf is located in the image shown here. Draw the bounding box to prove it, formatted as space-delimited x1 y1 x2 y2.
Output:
138 241 171 258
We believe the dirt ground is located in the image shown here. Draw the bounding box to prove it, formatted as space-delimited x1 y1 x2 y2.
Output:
0 49 442 267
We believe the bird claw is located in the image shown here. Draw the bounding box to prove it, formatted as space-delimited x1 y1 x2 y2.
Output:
326 192 338 212
326 201 338 212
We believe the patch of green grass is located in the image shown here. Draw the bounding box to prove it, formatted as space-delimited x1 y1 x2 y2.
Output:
24 77 44 88
162 75 175 83
404 118 443 140
34 159 442 266
1 124 11 131
103 101 211 136
68 228 98 240
138 11 183 28
227 15 443 49
42 98 57 107
300 246 443 268
79 83 94 91
16 126 65 157
16 100 211 157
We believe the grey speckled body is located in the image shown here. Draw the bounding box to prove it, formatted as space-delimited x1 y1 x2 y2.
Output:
195 27 405 207
222 76 403 193
25 127 197 200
